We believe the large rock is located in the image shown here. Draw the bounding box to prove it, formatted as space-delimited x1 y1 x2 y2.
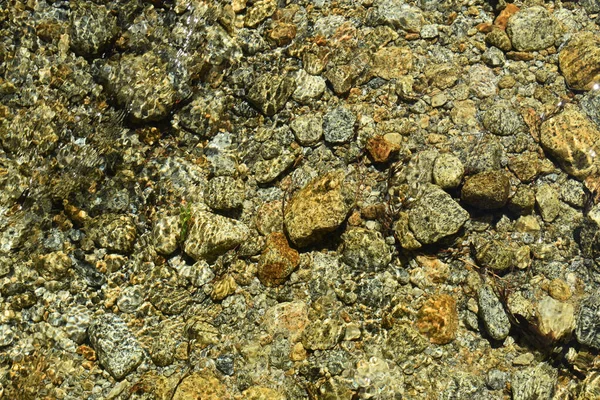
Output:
559 32 600 91
506 6 557 52
88 314 144 380
407 184 469 245
70 3 118 58
172 371 231 400
540 105 600 179
184 210 249 261
284 170 355 247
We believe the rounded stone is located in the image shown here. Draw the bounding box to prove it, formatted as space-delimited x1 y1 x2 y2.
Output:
433 153 465 189
482 102 525 136
461 171 510 210
323 106 356 144
70 3 118 58
415 294 459 345
478 284 511 341
290 114 323 146
506 6 557 52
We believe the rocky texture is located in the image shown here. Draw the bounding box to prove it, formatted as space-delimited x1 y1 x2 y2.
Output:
284 170 355 247
257 232 299 286
540 105 600 179
506 6 557 52
478 285 511 341
432 153 464 189
184 210 249 261
172 371 231 400
70 3 118 58
88 314 144 380
323 106 356 144
245 73 296 116
341 228 391 271
407 184 469 245
204 176 245 211
559 32 600 91
461 171 510 210
415 294 458 345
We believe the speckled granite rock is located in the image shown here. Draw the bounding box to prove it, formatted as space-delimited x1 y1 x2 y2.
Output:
506 6 557 52
478 284 511 341
245 73 296 116
284 170 355 247
559 32 600 91
433 153 464 190
540 105 600 179
184 209 249 261
87 214 137 253
341 228 391 271
576 294 600 349
153 214 180 256
172 371 232 400
204 176 245 211
407 183 469 245
511 363 557 400
88 314 144 380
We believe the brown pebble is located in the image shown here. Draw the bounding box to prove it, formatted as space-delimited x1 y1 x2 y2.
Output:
415 294 458 345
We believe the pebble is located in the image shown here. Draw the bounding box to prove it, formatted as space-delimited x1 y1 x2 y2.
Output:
292 70 326 104
69 3 118 58
323 106 356 144
257 232 299 287
478 284 511 341
88 314 144 380
183 209 249 261
242 386 286 400
535 184 560 223
511 363 557 400
204 176 245 211
87 214 137 253
536 296 575 341
341 228 392 271
415 294 458 345
432 153 464 190
245 73 296 116
172 371 231 400
366 135 401 163
461 170 510 210
508 186 536 215
576 294 600 349
284 170 355 247
506 6 557 52
482 102 525 136
263 301 309 342
408 183 469 245
290 113 323 146
153 215 180 256
301 318 344 351
370 47 413 80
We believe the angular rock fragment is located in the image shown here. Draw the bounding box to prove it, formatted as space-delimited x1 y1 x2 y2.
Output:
478 284 510 341
576 294 600 349
415 294 458 345
407 184 469 245
559 32 600 91
461 170 510 210
257 232 299 287
88 314 144 380
184 210 249 261
341 228 391 271
70 3 118 58
245 73 296 116
284 170 355 247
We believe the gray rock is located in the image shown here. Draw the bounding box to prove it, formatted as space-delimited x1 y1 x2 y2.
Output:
433 153 464 190
478 284 510 341
88 314 144 380
341 228 392 271
253 151 296 184
511 363 557 400
507 6 557 52
560 179 587 208
461 171 510 210
245 73 296 116
535 184 560 223
482 46 506 67
576 294 600 349
184 209 249 261
486 369 510 391
375 0 424 33
323 107 356 144
482 102 525 136
204 176 245 211
508 186 536 215
291 114 323 146
581 90 600 128
408 183 469 245
581 0 600 13
70 3 118 58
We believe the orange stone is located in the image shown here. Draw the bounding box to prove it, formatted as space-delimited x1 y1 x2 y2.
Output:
257 232 300 286
415 294 458 345
494 3 520 30
366 135 401 163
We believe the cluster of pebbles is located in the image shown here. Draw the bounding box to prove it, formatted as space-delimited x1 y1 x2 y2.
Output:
4 0 600 398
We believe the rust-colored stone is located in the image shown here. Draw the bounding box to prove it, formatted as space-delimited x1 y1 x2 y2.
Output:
494 3 519 30
366 135 401 163
415 294 459 345
257 232 300 286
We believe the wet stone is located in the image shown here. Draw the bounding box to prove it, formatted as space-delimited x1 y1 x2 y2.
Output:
482 102 525 136
509 152 540 183
70 3 118 58
88 314 144 380
461 170 510 210
478 284 511 341
374 1 424 33
245 73 296 116
536 296 575 341
242 387 286 400
253 151 296 184
506 6 557 52
415 294 459 345
172 371 231 400
149 285 191 315
560 179 587 208
244 0 277 28
34 251 72 279
485 27 512 52
508 186 536 215
576 294 600 349
204 176 245 211
511 363 557 400
153 215 180 256
257 232 299 287
535 184 560 223
341 228 392 271
87 214 137 253
302 317 344 351
97 52 183 122
408 184 469 245
291 114 323 146
366 135 401 163
482 46 506 67
370 47 413 80
323 106 356 144
540 105 600 180
284 170 355 247
559 32 600 91
292 70 326 104
432 153 464 190
184 209 249 262
384 322 429 362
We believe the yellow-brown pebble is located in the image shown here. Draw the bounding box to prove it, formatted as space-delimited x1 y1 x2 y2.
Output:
415 294 459 345
257 232 299 287
548 278 572 301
